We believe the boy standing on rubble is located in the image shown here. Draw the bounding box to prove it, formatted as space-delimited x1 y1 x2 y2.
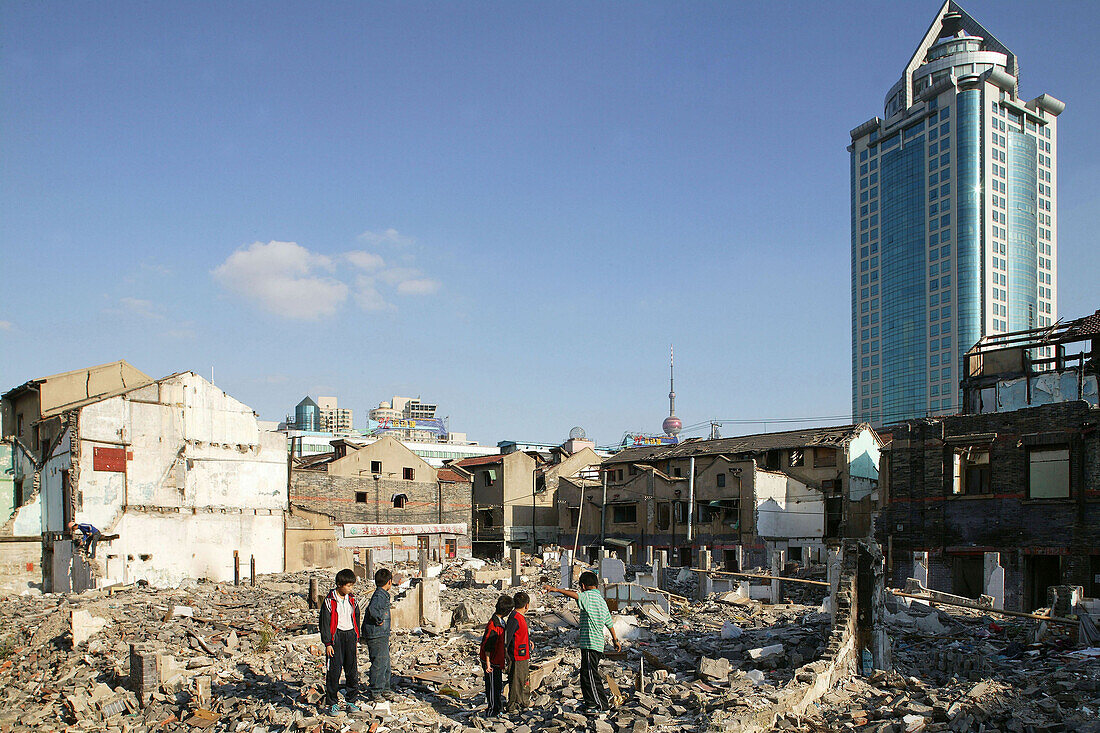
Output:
364 568 395 701
543 571 621 713
319 568 362 714
479 594 514 718
504 591 532 713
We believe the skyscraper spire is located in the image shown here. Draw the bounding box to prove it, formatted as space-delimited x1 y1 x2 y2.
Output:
662 344 682 437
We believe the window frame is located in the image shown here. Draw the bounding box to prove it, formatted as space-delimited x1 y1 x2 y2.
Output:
1026 445 1071 500
611 503 638 525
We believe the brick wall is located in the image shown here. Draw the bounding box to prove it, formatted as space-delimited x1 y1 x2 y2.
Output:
879 401 1100 605
290 469 472 531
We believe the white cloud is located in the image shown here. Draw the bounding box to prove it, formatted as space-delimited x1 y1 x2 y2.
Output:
396 278 441 296
354 276 396 312
359 228 415 247
378 266 423 285
118 297 165 320
212 241 347 320
345 250 386 272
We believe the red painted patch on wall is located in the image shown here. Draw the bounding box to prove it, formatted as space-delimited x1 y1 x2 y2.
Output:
93 446 127 473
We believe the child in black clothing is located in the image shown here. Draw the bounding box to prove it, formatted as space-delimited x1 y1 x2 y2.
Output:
478 595 514 718
319 568 362 713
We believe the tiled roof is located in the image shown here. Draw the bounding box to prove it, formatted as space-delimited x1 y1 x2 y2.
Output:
607 424 872 464
437 468 471 483
453 454 504 467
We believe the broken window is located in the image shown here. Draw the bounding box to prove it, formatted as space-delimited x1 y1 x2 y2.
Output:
370 460 382 474
611 504 637 524
716 473 726 488
403 467 415 481
392 493 408 509
478 509 494 528
789 449 804 467
13 479 23 508
952 448 991 495
1028 447 1070 499
355 492 367 503
697 503 721 523
813 447 837 467
569 508 580 527
764 450 780 470
656 502 670 531
672 466 682 478
673 500 687 523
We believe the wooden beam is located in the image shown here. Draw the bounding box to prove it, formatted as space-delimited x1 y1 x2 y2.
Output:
688 567 829 587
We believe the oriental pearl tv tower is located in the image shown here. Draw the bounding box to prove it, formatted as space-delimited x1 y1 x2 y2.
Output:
662 345 682 438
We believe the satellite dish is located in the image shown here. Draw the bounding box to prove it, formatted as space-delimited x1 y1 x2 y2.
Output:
568 426 587 441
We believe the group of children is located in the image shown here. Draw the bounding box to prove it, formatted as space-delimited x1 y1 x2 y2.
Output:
320 567 622 719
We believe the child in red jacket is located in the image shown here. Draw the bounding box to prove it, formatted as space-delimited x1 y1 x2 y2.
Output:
504 591 532 712
478 595 514 718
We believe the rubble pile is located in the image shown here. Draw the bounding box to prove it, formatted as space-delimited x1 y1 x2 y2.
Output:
801 596 1100 732
0 554 1095 733
0 557 836 733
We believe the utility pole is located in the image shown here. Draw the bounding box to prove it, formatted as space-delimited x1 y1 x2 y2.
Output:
599 469 608 553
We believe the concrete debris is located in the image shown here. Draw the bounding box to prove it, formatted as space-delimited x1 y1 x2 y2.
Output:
0 552 1095 733
70 608 109 647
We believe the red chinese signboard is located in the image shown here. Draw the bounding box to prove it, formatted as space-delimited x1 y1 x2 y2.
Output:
93 446 127 473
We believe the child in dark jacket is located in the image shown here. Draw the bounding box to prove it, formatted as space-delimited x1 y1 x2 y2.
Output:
318 568 362 714
478 595 514 718
504 591 532 712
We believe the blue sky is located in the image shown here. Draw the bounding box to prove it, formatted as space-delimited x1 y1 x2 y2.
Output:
2 1 1098 446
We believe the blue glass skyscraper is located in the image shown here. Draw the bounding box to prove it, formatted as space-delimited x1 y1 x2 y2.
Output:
850 1 1063 426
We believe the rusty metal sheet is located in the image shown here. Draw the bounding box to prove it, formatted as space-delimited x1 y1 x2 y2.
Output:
93 446 127 473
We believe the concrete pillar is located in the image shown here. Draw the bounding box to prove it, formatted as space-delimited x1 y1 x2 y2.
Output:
733 546 744 572
770 550 785 603
560 550 574 589
699 546 711 571
419 548 428 579
695 550 712 602
510 548 522 587
912 551 929 588
655 551 667 591
983 552 1005 609
364 549 375 586
643 545 654 567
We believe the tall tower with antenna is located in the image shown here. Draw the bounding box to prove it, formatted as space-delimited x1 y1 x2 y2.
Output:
662 344 682 437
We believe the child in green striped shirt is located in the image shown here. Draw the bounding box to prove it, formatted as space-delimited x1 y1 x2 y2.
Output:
544 571 621 712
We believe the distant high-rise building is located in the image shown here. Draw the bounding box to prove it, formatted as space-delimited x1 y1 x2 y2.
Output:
294 396 320 432
317 396 354 434
850 2 1063 426
369 396 462 443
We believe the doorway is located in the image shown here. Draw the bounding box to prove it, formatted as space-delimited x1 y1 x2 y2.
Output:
1025 555 1061 611
723 549 740 572
951 555 984 599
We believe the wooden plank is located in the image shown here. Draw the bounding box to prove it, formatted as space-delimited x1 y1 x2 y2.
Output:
889 590 1079 625
688 568 829 587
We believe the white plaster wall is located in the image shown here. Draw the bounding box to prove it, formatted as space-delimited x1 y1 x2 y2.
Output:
107 511 284 586
71 373 287 586
847 428 881 481
40 430 72 532
754 471 823 540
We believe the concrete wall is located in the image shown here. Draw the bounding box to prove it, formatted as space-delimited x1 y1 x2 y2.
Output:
70 373 287 588
754 469 823 540
329 435 436 481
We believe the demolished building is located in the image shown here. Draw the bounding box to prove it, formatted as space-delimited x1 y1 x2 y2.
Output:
880 311 1100 610
559 425 882 569
457 439 602 558
288 434 472 566
0 361 288 592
